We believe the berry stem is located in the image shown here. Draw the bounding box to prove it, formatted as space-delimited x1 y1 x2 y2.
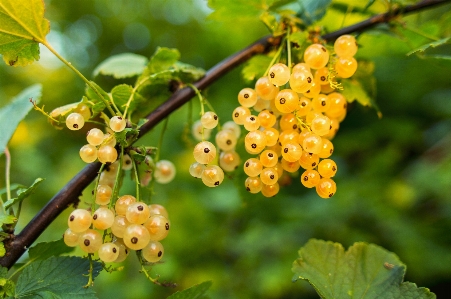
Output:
41 41 118 116
286 27 292 72
93 164 105 206
187 84 207 140
264 37 286 77
84 253 95 288
111 152 124 202
132 158 141 203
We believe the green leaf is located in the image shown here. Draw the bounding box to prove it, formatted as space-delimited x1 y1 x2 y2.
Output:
407 37 451 56
3 178 44 210
0 84 42 155
93 53 148 79
146 47 180 74
341 79 372 106
0 0 50 66
289 31 308 47
0 267 15 297
172 61 205 83
15 256 102 299
167 281 212 299
28 240 75 261
0 184 26 197
292 239 436 299
0 215 16 226
241 55 273 82
298 0 332 25
208 0 270 21
84 82 109 116
111 84 134 113
0 243 5 258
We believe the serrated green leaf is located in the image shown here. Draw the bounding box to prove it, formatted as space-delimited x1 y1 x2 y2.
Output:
0 243 5 257
407 37 451 56
0 84 42 155
289 31 308 46
111 84 133 113
93 53 148 79
0 215 16 226
85 82 109 116
0 184 26 197
341 79 372 106
15 256 102 299
172 61 205 83
298 0 332 25
423 54 451 60
260 11 281 34
28 240 74 261
146 47 180 74
292 239 436 299
0 267 14 297
241 55 273 83
167 281 212 299
0 0 50 66
3 178 44 210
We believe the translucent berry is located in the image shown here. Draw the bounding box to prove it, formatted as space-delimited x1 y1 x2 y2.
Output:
260 150 278 168
238 88 258 107
326 92 347 119
68 209 92 233
245 176 263 194
242 115 259 132
192 119 212 141
232 106 251 125
281 142 303 162
260 167 279 185
335 57 358 78
317 159 337 178
244 130 267 154
258 110 276 129
281 158 300 173
299 152 320 169
302 132 323 154
201 165 224 187
311 115 331 136
304 44 329 69
126 202 151 224
189 162 206 178
306 110 323 124
303 79 321 99
113 239 130 263
334 35 358 58
292 63 311 73
275 89 299 114
79 144 97 163
122 154 133 170
289 70 313 94
142 241 164 263
312 94 330 113
111 215 130 238
215 130 237 151
92 207 115 230
193 141 217 164
300 169 321 188
63 228 79 247
110 116 127 132
102 133 117 147
97 145 118 164
318 138 334 158
75 103 92 121
316 177 337 198
219 151 241 172
268 63 290 86
123 224 151 250
143 215 170 241
255 76 279 100
261 182 280 197
115 195 137 216
154 160 176 184
98 242 120 263
278 130 299 146
263 128 279 147
314 67 330 85
148 204 169 219
279 113 299 131
243 158 263 177
78 229 102 253
323 118 340 140
201 111 219 129
66 112 85 130
253 97 270 112
297 97 312 116
86 128 104 146
222 121 241 139
96 184 112 205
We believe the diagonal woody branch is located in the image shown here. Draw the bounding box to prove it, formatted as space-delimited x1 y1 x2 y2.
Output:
0 0 449 269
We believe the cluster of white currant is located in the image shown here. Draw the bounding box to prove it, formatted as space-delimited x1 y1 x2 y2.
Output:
64 196 170 264
230 35 358 198
189 111 242 187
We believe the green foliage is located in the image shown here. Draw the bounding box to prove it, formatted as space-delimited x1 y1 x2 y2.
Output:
298 0 332 25
207 0 280 21
167 281 212 299
0 0 49 66
0 84 41 154
407 37 451 59
93 53 149 79
3 178 44 210
292 239 436 299
28 240 75 261
0 267 14 298
84 82 109 116
241 55 273 82
14 256 102 298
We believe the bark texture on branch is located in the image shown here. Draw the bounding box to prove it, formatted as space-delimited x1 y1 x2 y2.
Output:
1 0 449 269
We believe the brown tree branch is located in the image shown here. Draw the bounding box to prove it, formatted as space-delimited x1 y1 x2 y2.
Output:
1 0 449 269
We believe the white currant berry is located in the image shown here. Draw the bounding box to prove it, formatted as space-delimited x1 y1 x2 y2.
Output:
193 141 216 164
222 121 241 139
143 214 170 241
86 128 104 146
98 242 120 263
126 202 151 224
142 241 164 263
66 112 85 130
192 119 212 141
97 145 118 164
63 228 79 247
92 207 115 230
110 116 127 132
154 160 176 184
122 154 133 170
78 229 102 253
201 111 219 129
79 144 98 163
201 165 224 187
68 209 92 233
189 162 206 178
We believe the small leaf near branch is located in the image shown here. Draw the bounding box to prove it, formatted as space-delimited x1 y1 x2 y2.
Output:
407 37 451 56
93 53 149 79
298 0 332 25
292 239 436 299
0 215 16 226
0 266 15 297
0 0 50 66
242 55 273 83
3 178 44 210
0 84 42 155
167 281 212 299
85 81 110 116
28 239 75 261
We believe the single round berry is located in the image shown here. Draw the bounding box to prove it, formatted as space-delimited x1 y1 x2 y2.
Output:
314 67 330 85
258 110 276 128
279 113 298 131
75 103 92 120
222 121 241 139
142 241 164 263
334 35 358 58
316 177 337 198
253 97 270 112
244 158 263 177
113 239 130 263
275 89 299 114
115 195 137 216
126 202 151 224
281 158 301 173
278 130 299 146
111 215 130 238
260 167 279 185
281 142 303 162
154 160 176 184
263 128 279 147
299 152 320 170
318 138 334 158
148 204 169 219
245 176 263 194
96 184 112 205
63 228 79 247
201 111 219 129
255 76 279 100
97 145 118 164
110 116 127 132
312 94 330 113
304 44 329 69
201 165 224 187
232 106 251 125
123 224 151 250
68 209 92 233
79 144 97 163
78 229 102 253
193 141 217 164
244 130 267 154
289 69 313 94
292 63 311 73
238 88 258 107
302 132 323 154
317 159 337 178
189 162 206 178
143 214 170 241
311 115 331 136
261 182 280 197
216 130 238 151
219 151 241 172
66 112 85 131
326 93 347 119
335 57 358 78
86 128 104 146
268 63 290 86
192 119 212 141
243 115 260 132
260 150 278 168
300 169 321 188
92 207 115 230
98 242 120 263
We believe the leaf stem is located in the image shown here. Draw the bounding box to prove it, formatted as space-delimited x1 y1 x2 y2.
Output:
4 148 11 202
132 158 141 202
42 41 117 116
287 27 292 72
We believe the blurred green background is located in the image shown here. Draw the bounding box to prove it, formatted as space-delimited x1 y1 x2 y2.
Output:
1 0 451 298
